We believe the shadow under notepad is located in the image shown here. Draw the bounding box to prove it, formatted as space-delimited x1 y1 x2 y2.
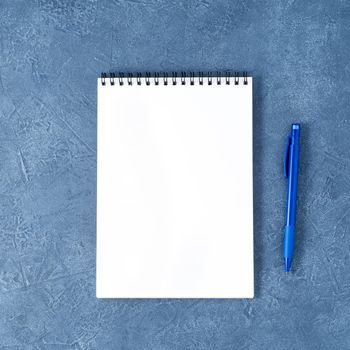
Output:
252 74 264 297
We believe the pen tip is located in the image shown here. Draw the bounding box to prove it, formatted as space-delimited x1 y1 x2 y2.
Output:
284 258 292 272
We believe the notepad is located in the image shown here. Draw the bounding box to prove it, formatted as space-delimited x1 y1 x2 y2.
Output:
97 72 253 298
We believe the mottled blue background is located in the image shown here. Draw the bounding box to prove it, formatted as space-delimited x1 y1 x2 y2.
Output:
0 0 349 349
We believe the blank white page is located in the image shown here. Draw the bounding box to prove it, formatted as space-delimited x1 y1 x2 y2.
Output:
97 75 253 298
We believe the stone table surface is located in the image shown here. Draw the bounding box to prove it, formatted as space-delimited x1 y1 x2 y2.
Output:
0 0 349 349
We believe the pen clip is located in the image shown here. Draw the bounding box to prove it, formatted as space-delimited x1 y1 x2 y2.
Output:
284 135 291 178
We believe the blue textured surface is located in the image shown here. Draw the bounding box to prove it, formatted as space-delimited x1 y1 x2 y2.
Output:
0 0 350 349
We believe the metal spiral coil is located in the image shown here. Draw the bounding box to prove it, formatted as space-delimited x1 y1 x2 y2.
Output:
101 72 249 86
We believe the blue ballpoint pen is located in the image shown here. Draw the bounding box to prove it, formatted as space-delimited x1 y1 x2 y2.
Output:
283 123 300 272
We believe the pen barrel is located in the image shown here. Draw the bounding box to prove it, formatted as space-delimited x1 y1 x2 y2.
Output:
284 124 300 271
284 225 295 258
286 133 300 226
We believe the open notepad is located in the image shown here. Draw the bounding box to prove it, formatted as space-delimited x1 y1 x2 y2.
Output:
97 73 254 298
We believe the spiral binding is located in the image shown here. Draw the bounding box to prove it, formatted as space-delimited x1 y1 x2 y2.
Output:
100 71 249 86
